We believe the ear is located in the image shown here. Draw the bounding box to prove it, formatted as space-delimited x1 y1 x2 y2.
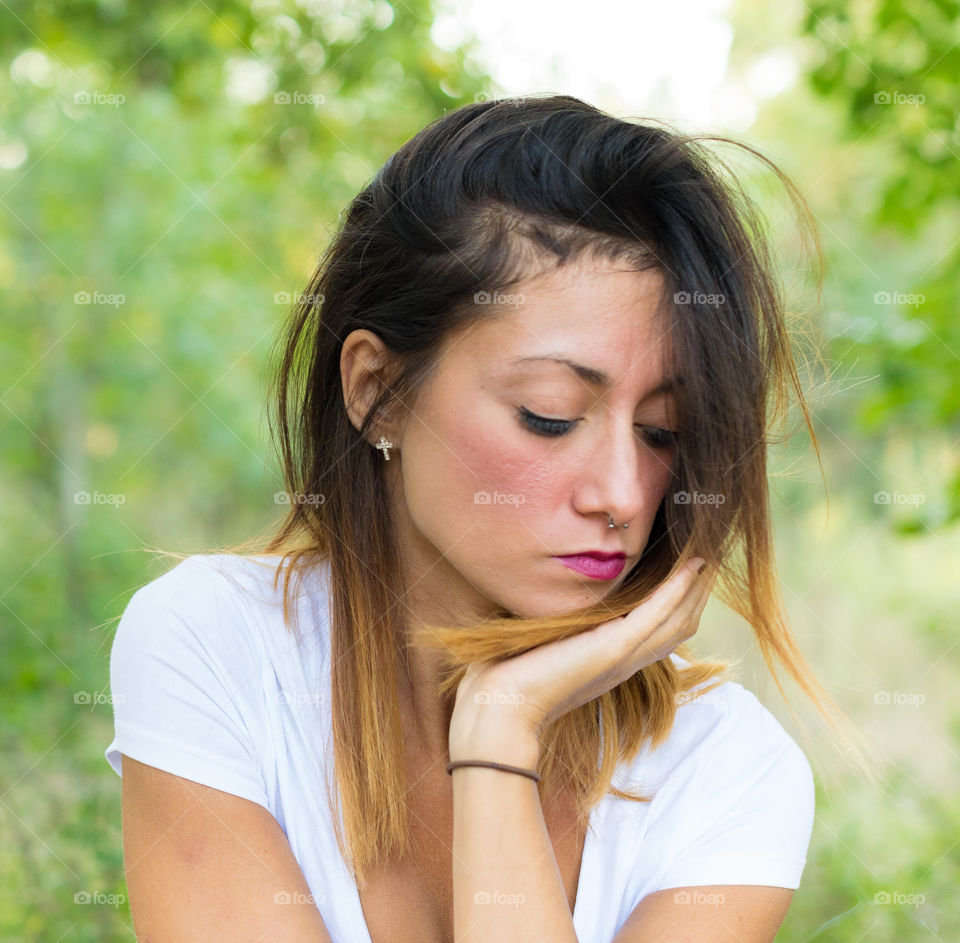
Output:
340 329 400 443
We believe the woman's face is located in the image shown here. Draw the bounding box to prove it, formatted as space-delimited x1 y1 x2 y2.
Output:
389 256 680 622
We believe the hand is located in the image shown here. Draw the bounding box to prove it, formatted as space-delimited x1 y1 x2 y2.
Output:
450 559 717 748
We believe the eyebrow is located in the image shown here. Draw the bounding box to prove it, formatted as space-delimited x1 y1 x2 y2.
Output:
509 355 682 398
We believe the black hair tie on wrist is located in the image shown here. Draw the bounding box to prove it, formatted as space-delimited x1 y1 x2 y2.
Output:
445 759 541 783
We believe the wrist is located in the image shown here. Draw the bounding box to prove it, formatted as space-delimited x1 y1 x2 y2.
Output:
448 704 541 770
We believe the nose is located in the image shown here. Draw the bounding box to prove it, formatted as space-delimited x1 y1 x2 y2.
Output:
572 416 659 531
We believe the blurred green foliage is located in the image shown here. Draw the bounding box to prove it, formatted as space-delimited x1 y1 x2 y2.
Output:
798 0 960 522
721 2 960 938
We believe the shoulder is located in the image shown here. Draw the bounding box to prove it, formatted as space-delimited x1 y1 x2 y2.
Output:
117 552 331 651
122 553 260 613
109 555 272 692
114 555 259 661
124 552 295 610
615 653 814 808
105 555 294 806
110 555 282 703
603 655 816 894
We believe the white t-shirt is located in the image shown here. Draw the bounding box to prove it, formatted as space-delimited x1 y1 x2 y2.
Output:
104 553 815 942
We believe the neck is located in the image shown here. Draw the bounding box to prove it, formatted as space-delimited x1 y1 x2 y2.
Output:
386 465 500 758
396 641 456 759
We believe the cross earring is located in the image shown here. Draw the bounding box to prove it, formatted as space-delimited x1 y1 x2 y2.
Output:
375 434 394 460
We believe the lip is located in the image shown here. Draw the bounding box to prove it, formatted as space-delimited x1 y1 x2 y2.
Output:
553 553 627 580
561 550 626 560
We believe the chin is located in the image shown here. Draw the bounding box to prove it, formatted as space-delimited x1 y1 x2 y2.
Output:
501 594 586 621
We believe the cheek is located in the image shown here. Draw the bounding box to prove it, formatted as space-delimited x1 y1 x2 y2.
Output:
456 420 567 514
454 426 674 517
625 454 674 522
645 449 678 496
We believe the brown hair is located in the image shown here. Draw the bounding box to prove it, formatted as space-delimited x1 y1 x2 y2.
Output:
150 94 877 884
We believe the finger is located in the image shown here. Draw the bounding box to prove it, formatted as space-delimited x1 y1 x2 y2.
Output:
540 562 712 700
684 563 717 612
670 564 715 625
623 563 716 662
640 559 706 627
649 563 715 637
521 564 707 714
671 565 715 634
593 561 702 662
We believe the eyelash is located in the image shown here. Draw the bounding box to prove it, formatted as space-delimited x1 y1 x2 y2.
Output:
518 407 678 449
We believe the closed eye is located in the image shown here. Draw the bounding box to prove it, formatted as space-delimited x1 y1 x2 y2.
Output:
517 407 678 449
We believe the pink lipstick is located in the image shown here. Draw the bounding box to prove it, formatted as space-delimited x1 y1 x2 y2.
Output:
554 553 626 580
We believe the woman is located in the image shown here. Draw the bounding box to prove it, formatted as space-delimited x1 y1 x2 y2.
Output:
105 94 871 942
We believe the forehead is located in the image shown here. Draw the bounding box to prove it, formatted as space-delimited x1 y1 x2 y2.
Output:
454 261 670 379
